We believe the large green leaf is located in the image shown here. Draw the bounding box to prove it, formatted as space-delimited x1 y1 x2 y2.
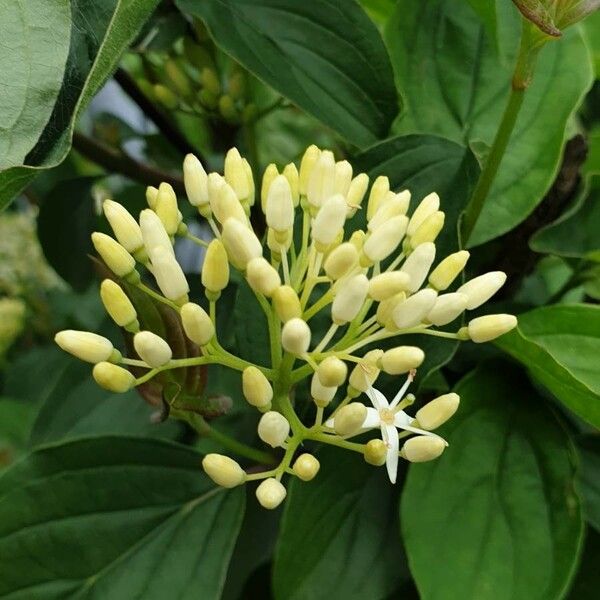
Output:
0 436 244 598
177 0 398 148
402 362 583 600
0 0 160 209
577 436 600 533
385 0 593 246
496 304 600 427
273 447 408 600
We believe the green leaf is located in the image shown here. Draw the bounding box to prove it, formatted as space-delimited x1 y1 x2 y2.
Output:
402 362 583 600
0 398 37 471
577 436 600 532
567 528 600 599
496 304 600 427
273 447 408 600
0 436 244 598
385 0 593 246
177 0 398 148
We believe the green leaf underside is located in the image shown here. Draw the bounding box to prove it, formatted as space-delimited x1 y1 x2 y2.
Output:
273 447 408 600
402 362 583 600
386 0 593 246
177 0 398 148
0 436 244 599
496 304 600 427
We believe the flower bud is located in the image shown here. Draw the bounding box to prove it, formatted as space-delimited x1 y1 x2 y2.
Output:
243 159 255 207
323 243 358 280
307 150 335 208
368 271 411 301
345 173 369 216
202 454 246 488
410 211 445 248
457 271 507 310
181 302 214 346
401 242 436 292
183 154 209 208
155 183 180 235
134 331 172 367
272 286 302 322
224 148 252 203
426 292 468 326
416 393 460 430
139 209 174 260
202 239 230 295
293 454 320 481
428 250 470 291
334 160 353 197
334 403 367 436
283 163 300 206
380 346 425 374
362 215 408 263
151 247 189 303
100 280 137 330
221 218 262 269
267 228 293 255
154 83 178 109
258 411 290 447
407 192 440 236
364 439 387 466
366 176 390 220
392 288 438 329
242 366 273 410
256 478 286 509
317 356 347 387
349 230 366 253
376 292 406 327
266 175 294 232
146 186 158 209
281 318 311 355
55 330 117 364
311 373 337 407
212 182 247 225
349 349 384 392
467 314 517 343
246 257 281 298
91 233 136 277
332 274 368 324
401 436 446 462
312 194 347 250
93 362 135 393
299 144 321 196
261 163 279 212
368 190 410 231
208 172 225 210
103 200 144 255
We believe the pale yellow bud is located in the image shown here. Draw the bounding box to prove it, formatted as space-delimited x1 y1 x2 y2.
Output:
334 403 367 436
293 454 320 481
146 186 158 209
221 218 262 269
349 230 366 253
155 183 180 235
457 271 507 310
208 172 226 212
416 393 460 430
401 242 436 292
180 302 214 346
380 346 425 375
281 318 311 355
258 411 290 447
224 147 252 202
242 366 273 409
212 182 247 225
103 200 143 254
91 233 136 278
334 160 353 197
311 373 337 407
299 144 321 196
202 454 246 488
283 163 300 206
267 227 293 254
139 209 174 260
134 331 172 367
410 211 445 248
346 173 369 216
428 250 470 291
349 349 384 392
332 274 368 324
366 175 390 220
261 163 279 213
151 246 189 303
369 271 411 301
246 257 281 297
93 362 135 393
202 239 230 295
256 478 286 509
324 243 359 280
183 154 209 209
368 190 410 231
392 288 438 329
364 439 387 466
242 158 255 207
376 292 406 327
362 215 408 264
467 314 517 343
312 194 347 250
317 356 347 387
55 330 117 364
100 280 137 330
272 286 302 322
401 436 446 462
307 150 335 208
427 293 468 326
407 192 440 236
266 175 294 232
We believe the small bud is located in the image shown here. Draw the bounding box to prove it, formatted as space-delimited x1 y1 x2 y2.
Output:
366 176 390 220
134 331 172 367
334 403 367 436
181 302 215 346
392 288 438 329
151 247 190 303
311 373 337 407
283 163 300 206
427 293 468 326
380 346 425 375
281 318 311 355
246 257 281 297
416 393 460 430
317 356 348 387
243 158 256 208
467 314 517 343
164 59 191 97
293 454 320 481
225 148 252 203
307 150 335 208
219 94 238 122
146 186 158 209
349 349 384 392
407 192 440 236
410 210 445 248
103 200 144 255
368 190 411 231
221 218 263 269
401 242 436 292
401 436 446 462
457 271 507 310
376 292 406 327
368 271 411 301
332 274 368 324
183 154 209 208
428 250 470 291
312 194 347 250
154 84 178 109
202 454 246 488
345 173 369 216
334 160 353 197
201 67 221 96
139 209 174 260
362 215 408 264
212 182 247 225
93 362 135 393
323 243 358 280
208 172 226 210
266 175 294 232
364 439 387 466
258 411 290 447
261 163 279 212
242 366 273 410
154 183 179 236
91 233 136 277
55 330 116 364
100 280 137 330
268 228 293 255
273 286 302 322
202 239 230 295
256 478 286 509
299 144 321 196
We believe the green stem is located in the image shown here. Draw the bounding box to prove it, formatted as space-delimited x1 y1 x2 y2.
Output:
307 431 365 454
136 282 181 312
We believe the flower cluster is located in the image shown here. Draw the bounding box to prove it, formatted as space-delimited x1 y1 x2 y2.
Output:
54 145 517 509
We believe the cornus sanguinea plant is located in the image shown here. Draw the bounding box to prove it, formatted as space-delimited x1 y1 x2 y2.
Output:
54 145 517 509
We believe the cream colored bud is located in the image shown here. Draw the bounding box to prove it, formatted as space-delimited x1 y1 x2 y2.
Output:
349 230 366 253
457 271 507 310
103 200 144 254
283 163 300 206
376 292 406 327
317 356 347 387
139 209 174 259
346 173 369 216
267 228 293 254
93 362 135 393
151 247 189 303
312 194 347 250
212 182 247 225
334 160 353 197
307 150 335 208
100 280 137 329
362 215 408 264
55 330 116 364
221 218 262 269
208 172 225 211
293 454 320 481
246 257 281 297
401 436 446 462
332 274 368 324
266 175 294 232
323 243 358 280
242 158 255 207
416 393 460 430
183 154 209 207
410 211 445 248
281 318 311 355
91 233 136 277
202 239 230 294
349 349 384 392
366 176 390 220
428 250 470 291
401 242 436 292
242 366 273 409
202 454 246 488
273 286 302 322
258 411 290 447
299 144 321 196
134 331 172 367
364 439 387 466
256 478 286 509
155 183 179 235
311 373 337 407
181 302 214 346
407 192 440 236
334 403 367 436
427 293 468 326
368 190 410 231
392 288 438 329
369 271 411 301
467 314 517 343
380 346 425 375
146 185 158 209
224 147 252 202
261 163 279 212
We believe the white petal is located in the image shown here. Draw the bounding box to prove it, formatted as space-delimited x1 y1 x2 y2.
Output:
389 372 415 409
385 424 399 484
399 421 449 445
362 407 381 429
393 410 413 428
366 385 389 409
